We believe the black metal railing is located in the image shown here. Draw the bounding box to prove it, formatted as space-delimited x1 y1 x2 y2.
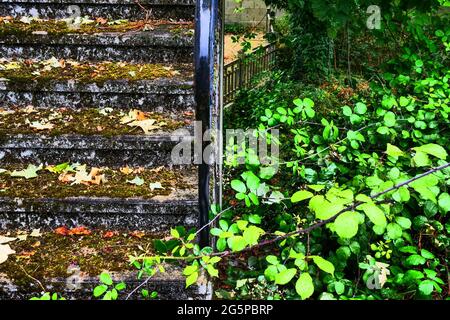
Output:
194 0 223 247
223 43 277 105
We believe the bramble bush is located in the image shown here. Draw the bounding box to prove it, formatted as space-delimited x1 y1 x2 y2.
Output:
95 1 450 301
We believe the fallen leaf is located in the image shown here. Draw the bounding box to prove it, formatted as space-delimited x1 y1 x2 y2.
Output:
29 121 55 130
128 119 160 134
120 166 133 175
0 236 16 244
149 182 164 191
0 244 15 264
31 241 41 248
103 231 117 239
69 226 91 236
127 176 145 186
96 17 108 25
130 231 145 238
30 229 41 237
55 226 70 236
10 164 43 179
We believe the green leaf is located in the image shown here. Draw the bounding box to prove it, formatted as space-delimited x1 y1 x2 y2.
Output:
99 272 113 286
412 151 431 167
311 256 335 275
383 112 396 127
227 236 247 252
334 281 345 295
291 190 314 203
386 223 403 239
185 272 198 288
359 203 387 228
243 226 264 246
259 167 276 180
354 102 367 115
334 211 359 239
126 176 144 186
342 106 353 116
93 285 108 297
413 144 447 160
170 228 180 238
420 249 435 259
406 254 427 266
115 282 126 291
396 217 412 229
275 268 297 285
438 193 450 213
386 144 404 158
393 187 410 203
418 280 434 296
295 273 314 300
11 164 42 179
231 180 247 193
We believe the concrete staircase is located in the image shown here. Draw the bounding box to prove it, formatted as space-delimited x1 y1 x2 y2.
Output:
0 0 209 299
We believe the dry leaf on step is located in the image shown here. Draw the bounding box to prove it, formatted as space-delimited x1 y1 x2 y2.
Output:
0 244 15 264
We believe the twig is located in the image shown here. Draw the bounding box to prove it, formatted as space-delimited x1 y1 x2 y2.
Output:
16 264 45 292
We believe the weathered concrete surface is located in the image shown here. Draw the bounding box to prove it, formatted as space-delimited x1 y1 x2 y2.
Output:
0 78 195 111
0 133 194 166
0 198 198 231
0 266 211 300
0 0 196 20
0 29 194 63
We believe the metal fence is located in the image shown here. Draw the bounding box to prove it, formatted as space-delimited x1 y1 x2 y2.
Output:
223 43 277 105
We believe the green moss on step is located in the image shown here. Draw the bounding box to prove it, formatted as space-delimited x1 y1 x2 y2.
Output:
0 18 194 37
0 107 188 137
0 166 194 199
0 229 158 287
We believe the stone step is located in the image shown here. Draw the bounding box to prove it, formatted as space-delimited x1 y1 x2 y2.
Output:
0 20 194 63
0 0 196 20
0 133 192 167
0 165 198 230
0 60 194 111
0 228 209 300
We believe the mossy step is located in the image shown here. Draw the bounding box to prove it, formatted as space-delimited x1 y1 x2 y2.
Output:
0 23 194 63
0 133 192 166
0 0 196 20
0 228 209 300
0 107 192 137
0 60 194 111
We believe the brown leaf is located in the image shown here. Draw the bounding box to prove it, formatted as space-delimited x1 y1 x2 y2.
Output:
120 166 133 175
55 226 70 236
69 226 91 236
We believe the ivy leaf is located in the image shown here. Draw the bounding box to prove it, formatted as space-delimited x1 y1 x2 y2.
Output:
359 203 387 228
311 256 335 275
295 273 314 300
275 268 297 285
291 190 314 203
231 180 247 193
354 102 367 115
333 211 359 239
11 164 43 179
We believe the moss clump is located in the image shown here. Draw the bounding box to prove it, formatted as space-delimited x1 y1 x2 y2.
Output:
0 229 158 287
0 166 194 199
0 18 194 37
0 107 189 137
